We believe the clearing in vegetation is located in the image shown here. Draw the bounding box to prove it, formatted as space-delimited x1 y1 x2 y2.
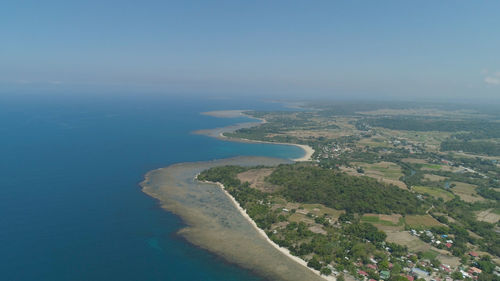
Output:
449 181 484 202
475 208 500 223
423 173 448 182
412 185 455 201
236 168 280 192
404 214 443 228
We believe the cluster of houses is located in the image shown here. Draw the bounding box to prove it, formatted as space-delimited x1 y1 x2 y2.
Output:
410 230 454 249
350 250 494 281
317 143 352 158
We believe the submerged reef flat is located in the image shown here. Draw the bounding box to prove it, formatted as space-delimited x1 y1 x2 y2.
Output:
141 156 324 281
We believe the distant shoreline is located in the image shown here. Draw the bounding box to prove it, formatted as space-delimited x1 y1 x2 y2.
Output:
198 110 315 162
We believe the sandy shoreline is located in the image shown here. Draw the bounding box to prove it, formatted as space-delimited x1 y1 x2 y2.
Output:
223 134 314 162
138 110 322 280
141 157 326 281
198 109 315 162
209 180 335 281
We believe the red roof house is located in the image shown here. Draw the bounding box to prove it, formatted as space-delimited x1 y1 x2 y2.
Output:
404 275 414 281
367 264 377 270
469 251 479 257
358 270 368 276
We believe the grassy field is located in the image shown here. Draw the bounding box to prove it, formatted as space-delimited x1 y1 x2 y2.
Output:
423 173 448 182
379 129 451 152
421 250 439 260
413 185 455 201
404 214 443 228
357 137 392 148
355 161 404 180
341 163 408 189
449 181 484 202
475 208 500 224
300 203 344 219
421 164 442 170
361 214 403 226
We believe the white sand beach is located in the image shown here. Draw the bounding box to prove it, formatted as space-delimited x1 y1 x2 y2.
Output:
212 180 336 281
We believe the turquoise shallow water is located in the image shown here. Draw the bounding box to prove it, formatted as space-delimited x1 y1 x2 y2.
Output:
0 94 303 281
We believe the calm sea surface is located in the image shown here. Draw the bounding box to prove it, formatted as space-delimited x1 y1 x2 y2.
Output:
0 94 303 281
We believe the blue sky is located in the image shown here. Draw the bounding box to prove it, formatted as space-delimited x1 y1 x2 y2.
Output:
1 0 500 100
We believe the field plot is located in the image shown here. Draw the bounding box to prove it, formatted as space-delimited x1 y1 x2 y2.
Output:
420 164 442 170
412 186 455 201
288 213 315 224
475 208 500 223
380 129 451 152
300 203 344 219
385 230 432 252
449 181 484 202
385 230 460 266
362 214 404 231
357 137 392 148
362 214 403 225
341 164 408 189
423 174 448 182
285 129 348 140
402 158 428 164
237 168 280 192
404 214 443 228
349 161 407 189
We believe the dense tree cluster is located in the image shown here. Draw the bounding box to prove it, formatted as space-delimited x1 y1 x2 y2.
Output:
441 139 500 156
267 164 427 215
361 117 500 136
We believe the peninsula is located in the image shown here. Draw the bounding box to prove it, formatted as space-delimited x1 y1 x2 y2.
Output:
144 102 500 281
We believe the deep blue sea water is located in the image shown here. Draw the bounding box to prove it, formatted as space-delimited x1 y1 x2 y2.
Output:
0 94 303 281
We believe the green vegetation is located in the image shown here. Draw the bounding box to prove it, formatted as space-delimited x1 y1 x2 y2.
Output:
361 215 403 226
268 164 427 215
361 117 500 137
201 102 500 279
412 186 455 201
441 139 500 156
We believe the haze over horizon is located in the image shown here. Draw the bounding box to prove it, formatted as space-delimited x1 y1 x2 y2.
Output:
2 1 500 102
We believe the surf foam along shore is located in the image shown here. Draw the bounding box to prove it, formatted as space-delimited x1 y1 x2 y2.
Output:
196 110 314 162
141 156 326 281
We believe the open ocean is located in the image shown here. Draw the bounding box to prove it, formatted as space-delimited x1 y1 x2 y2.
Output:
0 94 304 281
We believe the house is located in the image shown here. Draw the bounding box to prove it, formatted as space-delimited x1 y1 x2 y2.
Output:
402 274 414 281
440 264 451 273
358 270 368 277
367 264 377 270
468 267 482 275
460 270 470 278
445 242 452 248
469 251 479 258
411 267 430 279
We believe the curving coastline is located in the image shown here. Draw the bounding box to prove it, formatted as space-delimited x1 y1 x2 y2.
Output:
196 110 315 162
140 110 324 280
141 157 326 281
